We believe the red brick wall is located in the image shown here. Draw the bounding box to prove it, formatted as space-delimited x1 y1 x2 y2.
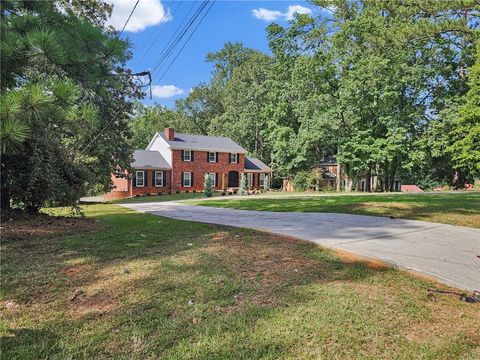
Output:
104 174 129 200
171 150 244 191
131 169 172 196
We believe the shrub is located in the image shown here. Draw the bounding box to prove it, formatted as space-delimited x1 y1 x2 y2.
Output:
175 190 180 194
292 171 316 192
185 190 189 193
221 191 226 196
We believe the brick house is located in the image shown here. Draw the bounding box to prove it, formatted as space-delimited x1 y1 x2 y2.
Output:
105 128 272 199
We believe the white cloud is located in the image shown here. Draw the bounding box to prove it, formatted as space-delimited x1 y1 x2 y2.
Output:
151 85 184 98
252 4 311 22
251 8 283 21
284 5 312 20
106 0 171 33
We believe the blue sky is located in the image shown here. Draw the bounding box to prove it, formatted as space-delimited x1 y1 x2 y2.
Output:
108 0 316 108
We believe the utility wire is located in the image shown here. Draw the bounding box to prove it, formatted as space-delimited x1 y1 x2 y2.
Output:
137 0 183 65
120 0 140 35
156 1 215 81
151 0 209 74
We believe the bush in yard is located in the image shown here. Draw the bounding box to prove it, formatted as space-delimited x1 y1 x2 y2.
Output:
292 171 316 192
238 173 248 196
204 173 213 197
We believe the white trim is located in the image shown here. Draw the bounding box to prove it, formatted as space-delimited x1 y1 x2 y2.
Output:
259 173 266 187
135 170 145 187
183 150 192 161
155 171 164 187
208 152 216 163
206 172 216 187
183 172 192 187
230 153 238 163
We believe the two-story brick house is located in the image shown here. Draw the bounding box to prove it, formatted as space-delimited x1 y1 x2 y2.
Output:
105 128 272 199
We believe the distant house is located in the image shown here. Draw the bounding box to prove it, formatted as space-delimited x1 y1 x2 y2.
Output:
282 156 402 192
105 128 272 199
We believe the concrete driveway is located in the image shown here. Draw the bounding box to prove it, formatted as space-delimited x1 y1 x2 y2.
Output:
120 201 480 291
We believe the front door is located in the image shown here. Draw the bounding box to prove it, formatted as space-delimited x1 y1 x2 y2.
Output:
228 171 239 187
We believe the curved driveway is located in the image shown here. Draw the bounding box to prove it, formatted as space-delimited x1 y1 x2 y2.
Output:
120 201 480 291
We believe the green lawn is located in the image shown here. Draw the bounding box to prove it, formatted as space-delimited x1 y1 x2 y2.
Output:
2 204 479 359
109 192 216 204
193 192 480 228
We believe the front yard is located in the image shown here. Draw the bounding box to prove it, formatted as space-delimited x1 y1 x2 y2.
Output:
1 204 479 359
193 192 480 228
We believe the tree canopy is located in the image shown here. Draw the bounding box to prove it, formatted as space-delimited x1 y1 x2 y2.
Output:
1 0 141 211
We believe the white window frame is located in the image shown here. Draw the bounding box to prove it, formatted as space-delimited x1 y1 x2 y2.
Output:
135 171 145 187
208 152 216 163
183 150 192 161
155 171 164 187
230 153 238 163
247 173 253 187
259 173 266 187
183 172 192 187
206 172 216 187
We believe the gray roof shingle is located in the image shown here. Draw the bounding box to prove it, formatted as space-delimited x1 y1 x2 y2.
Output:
159 133 246 153
244 157 271 172
132 150 170 169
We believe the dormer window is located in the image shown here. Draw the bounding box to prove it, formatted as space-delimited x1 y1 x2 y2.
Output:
229 153 238 163
183 150 191 161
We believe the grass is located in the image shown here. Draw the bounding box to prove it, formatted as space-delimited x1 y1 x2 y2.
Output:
108 192 217 204
193 192 480 228
1 204 479 359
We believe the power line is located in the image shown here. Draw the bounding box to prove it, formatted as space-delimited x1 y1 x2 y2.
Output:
156 1 215 82
137 0 183 65
120 0 140 36
151 0 209 75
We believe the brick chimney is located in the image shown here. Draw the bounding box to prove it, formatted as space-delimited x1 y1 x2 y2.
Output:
165 127 175 141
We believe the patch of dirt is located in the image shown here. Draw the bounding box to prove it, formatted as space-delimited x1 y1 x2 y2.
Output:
1 210 100 241
334 249 389 270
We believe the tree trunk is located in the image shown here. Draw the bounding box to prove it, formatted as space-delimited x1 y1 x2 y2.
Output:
0 161 10 211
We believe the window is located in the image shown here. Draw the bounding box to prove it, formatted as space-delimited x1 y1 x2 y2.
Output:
183 172 192 187
247 173 253 187
136 171 144 187
230 153 238 163
208 152 217 162
155 171 163 187
183 150 191 161
206 172 216 187
259 173 266 187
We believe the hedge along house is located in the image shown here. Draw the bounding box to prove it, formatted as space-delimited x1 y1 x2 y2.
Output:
105 128 272 199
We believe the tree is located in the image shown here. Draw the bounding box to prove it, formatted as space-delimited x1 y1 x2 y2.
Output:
204 173 213 197
449 37 480 179
129 102 183 149
0 1 140 211
238 173 247 196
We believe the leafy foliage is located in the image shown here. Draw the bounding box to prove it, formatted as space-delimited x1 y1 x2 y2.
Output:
0 1 140 211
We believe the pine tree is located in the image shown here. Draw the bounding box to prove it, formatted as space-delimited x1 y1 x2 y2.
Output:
204 173 212 197
238 173 247 196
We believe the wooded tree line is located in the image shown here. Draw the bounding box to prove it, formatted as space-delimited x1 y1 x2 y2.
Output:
1 0 140 211
132 0 480 191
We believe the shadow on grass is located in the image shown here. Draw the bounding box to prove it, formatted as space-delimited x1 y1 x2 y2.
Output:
2 204 478 359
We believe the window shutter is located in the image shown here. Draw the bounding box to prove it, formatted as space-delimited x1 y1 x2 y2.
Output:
181 150 184 161
191 151 194 161
191 172 194 187
152 171 156 186
181 172 184 186
144 171 148 187
215 173 219 187
252 173 256 187
228 154 231 163
132 172 136 188
215 152 218 162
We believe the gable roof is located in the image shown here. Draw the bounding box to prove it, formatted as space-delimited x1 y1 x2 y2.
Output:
244 157 271 172
157 132 247 153
132 150 170 169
